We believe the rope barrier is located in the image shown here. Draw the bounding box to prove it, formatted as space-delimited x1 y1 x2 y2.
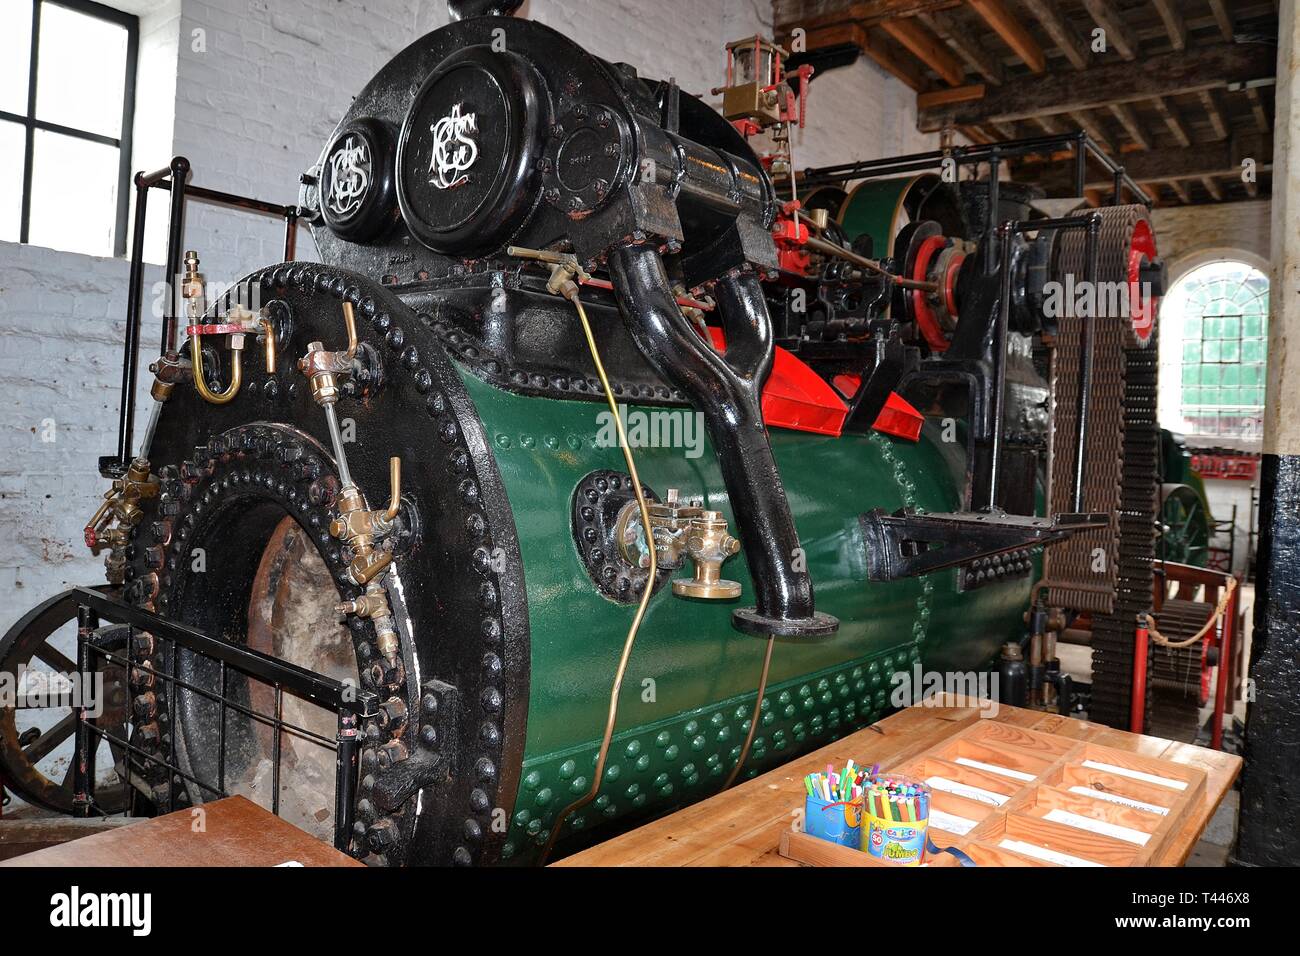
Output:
1142 576 1237 650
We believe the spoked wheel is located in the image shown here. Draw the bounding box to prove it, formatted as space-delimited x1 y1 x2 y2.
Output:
1158 483 1210 567
0 589 131 814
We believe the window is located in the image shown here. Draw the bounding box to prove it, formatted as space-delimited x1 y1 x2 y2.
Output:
1159 260 1269 442
1 0 138 257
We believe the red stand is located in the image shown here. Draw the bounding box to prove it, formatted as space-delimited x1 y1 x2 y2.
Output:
1130 616 1149 735
1210 584 1238 751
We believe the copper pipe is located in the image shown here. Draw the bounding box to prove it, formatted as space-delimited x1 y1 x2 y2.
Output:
260 319 277 373
190 331 243 405
539 288 657 865
383 457 401 522
722 635 775 790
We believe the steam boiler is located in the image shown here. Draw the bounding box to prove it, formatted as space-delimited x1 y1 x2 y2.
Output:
0 0 1162 866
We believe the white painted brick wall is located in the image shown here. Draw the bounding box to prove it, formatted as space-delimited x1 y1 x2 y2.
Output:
0 0 946 636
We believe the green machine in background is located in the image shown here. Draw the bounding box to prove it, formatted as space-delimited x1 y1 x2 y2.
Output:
1159 430 1214 567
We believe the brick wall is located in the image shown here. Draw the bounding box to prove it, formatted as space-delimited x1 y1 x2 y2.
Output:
0 0 943 633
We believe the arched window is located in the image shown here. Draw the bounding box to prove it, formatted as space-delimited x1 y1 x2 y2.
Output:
1159 260 1269 442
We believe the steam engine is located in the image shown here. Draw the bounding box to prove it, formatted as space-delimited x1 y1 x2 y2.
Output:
0 0 1162 866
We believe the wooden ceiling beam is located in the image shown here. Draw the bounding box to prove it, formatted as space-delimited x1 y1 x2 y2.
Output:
879 16 967 85
1151 96 1192 147
916 10 1005 84
1068 109 1116 153
1199 88 1229 140
1151 0 1187 52
1207 1 1235 42
1019 132 1272 191
857 26 930 91
918 41 1276 130
1079 0 1139 61
1202 176 1224 201
1108 102 1151 150
1020 0 1089 71
775 1 963 36
1246 87 1271 132
967 0 1047 73
1166 179 1191 203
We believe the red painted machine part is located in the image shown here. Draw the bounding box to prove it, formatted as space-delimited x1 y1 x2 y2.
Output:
1128 218 1158 345
830 373 925 442
710 328 846 436
910 234 951 352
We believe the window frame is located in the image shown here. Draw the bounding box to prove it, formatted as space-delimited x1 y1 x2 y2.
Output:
1 0 139 256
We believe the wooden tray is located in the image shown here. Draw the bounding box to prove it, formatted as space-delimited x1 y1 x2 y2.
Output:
778 719 1207 868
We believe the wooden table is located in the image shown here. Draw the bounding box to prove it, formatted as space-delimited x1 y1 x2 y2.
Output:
0 796 362 867
555 699 1242 867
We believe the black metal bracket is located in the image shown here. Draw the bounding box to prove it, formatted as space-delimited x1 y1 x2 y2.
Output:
859 509 1109 582
372 679 455 812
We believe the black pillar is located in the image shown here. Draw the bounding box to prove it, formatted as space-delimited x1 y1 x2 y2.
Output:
1234 454 1300 866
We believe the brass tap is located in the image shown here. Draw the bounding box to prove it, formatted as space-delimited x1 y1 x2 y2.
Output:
506 245 590 302
298 301 358 406
330 457 402 587
672 510 742 600
148 350 192 402
616 489 742 600
329 458 402 665
84 457 160 585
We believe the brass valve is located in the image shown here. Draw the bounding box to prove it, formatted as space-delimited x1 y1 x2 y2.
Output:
672 510 742 600
329 458 403 665
616 489 742 600
506 245 590 302
330 457 402 588
298 301 359 406
148 350 192 402
84 457 160 585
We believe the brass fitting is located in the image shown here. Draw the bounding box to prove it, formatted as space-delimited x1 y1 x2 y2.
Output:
330 458 402 588
183 251 266 405
336 589 390 619
148 350 191 402
615 487 702 571
85 457 160 584
506 245 590 302
672 511 742 600
297 301 358 406
616 489 742 600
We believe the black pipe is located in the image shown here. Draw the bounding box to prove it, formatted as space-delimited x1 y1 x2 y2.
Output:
607 243 838 638
161 156 190 355
1072 214 1102 512
147 179 297 218
797 129 1151 206
985 223 1014 511
335 712 360 851
72 604 98 818
111 174 152 475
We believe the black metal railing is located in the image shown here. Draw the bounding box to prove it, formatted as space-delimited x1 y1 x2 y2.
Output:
66 587 376 852
793 129 1153 208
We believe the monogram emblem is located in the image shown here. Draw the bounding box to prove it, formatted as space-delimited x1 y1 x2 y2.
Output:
326 135 372 218
428 103 478 190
